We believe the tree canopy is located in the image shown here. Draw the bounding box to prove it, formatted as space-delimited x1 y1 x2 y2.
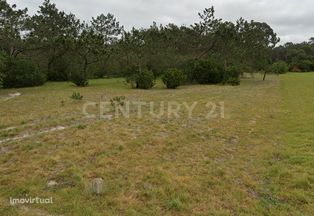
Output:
0 0 312 88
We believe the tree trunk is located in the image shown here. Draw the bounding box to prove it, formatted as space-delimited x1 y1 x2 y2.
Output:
83 57 88 74
263 71 267 81
223 58 228 84
48 57 55 73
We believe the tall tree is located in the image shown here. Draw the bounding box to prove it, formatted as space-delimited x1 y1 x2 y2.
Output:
91 13 123 44
193 6 221 58
236 19 279 79
26 0 81 79
76 26 105 74
119 28 145 71
0 0 28 58
87 13 123 77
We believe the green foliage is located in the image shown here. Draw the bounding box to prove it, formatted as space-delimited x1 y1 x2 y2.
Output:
224 66 241 85
110 96 126 107
0 52 6 86
0 1 28 57
185 60 241 85
125 65 140 88
70 92 83 100
290 60 314 72
91 13 123 43
124 64 140 78
162 68 186 89
71 72 88 87
1 1 283 84
188 59 224 84
273 40 314 72
270 61 289 74
1 58 46 88
126 74 138 89
165 198 184 211
77 124 87 129
65 55 89 87
48 57 70 81
226 77 240 86
136 69 155 89
126 68 155 89
27 0 81 81
69 65 89 87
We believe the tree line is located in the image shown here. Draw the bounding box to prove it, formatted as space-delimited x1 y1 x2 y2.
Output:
273 39 314 72
0 0 313 89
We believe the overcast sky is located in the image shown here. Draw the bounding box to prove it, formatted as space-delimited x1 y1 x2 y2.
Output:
7 0 314 44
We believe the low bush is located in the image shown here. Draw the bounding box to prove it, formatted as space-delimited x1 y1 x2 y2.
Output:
124 65 140 78
136 69 155 89
67 60 89 87
270 61 289 74
48 57 70 81
181 59 196 83
110 96 126 107
162 68 186 89
226 77 240 86
71 72 89 87
224 67 241 86
126 74 138 89
299 60 313 72
70 92 83 100
1 58 46 89
186 59 224 84
126 68 155 89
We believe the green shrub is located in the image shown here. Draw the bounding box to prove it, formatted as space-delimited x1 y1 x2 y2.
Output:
70 71 88 87
270 61 289 74
136 69 155 89
48 57 70 81
126 74 138 89
67 60 89 87
70 92 83 100
226 77 240 86
124 65 140 78
294 60 314 72
166 198 184 211
125 65 140 88
94 68 107 79
1 58 46 89
181 59 196 83
162 68 186 89
290 61 314 72
126 68 155 89
224 67 241 86
187 59 224 84
110 96 126 107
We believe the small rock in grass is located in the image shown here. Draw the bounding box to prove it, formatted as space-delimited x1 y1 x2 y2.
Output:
91 178 104 195
47 180 58 188
9 92 21 97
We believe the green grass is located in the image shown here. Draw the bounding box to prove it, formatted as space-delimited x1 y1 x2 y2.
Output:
0 74 313 215
262 72 314 215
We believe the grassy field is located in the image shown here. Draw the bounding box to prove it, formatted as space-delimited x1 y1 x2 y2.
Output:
0 73 313 215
